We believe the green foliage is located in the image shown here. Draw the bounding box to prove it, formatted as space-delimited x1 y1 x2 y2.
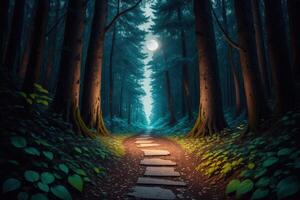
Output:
58 164 69 174
236 179 254 198
68 174 83 192
251 188 269 200
24 147 40 156
256 176 270 187
50 185 72 200
2 178 21 193
41 172 55 184
42 151 54 160
37 182 49 192
226 179 240 194
11 136 27 148
17 192 29 200
31 193 48 200
24 170 39 182
19 83 51 108
263 157 279 167
276 176 300 199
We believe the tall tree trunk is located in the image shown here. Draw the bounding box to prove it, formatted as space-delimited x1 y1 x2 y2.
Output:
53 0 85 123
189 0 226 137
119 75 124 118
177 8 192 121
109 0 120 122
287 0 300 83
221 0 241 116
251 0 270 97
4 0 25 72
234 0 266 132
81 0 108 136
264 0 295 115
127 101 131 125
43 0 60 89
0 0 9 65
165 70 176 125
22 0 49 92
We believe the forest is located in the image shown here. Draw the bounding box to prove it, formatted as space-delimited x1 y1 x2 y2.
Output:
0 0 299 199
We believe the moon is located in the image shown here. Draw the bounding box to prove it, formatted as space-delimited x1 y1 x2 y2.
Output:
146 39 159 51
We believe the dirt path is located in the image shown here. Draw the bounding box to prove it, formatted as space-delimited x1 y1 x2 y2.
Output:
101 134 226 200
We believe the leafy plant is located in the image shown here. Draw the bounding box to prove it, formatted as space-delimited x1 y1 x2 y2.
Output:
19 83 51 107
24 170 39 182
50 185 72 200
2 178 21 193
68 174 83 192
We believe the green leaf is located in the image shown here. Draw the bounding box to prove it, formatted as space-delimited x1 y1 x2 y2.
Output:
226 179 240 194
11 136 27 148
17 192 29 200
36 99 49 106
42 151 53 160
68 174 83 192
263 157 279 167
277 148 293 156
58 164 69 174
75 169 86 176
254 168 267 179
247 162 255 170
74 147 82 154
24 170 39 182
50 185 72 200
41 172 55 184
256 176 270 187
37 182 49 192
93 167 102 174
236 179 254 198
8 160 19 165
19 92 27 98
276 176 300 199
31 193 48 200
2 178 21 193
251 188 269 200
24 147 40 156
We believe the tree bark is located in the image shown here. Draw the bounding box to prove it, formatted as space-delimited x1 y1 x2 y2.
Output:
220 0 241 115
189 0 226 137
287 0 300 83
264 0 295 115
177 7 192 121
234 0 266 132
81 0 109 135
251 0 270 97
108 0 120 122
165 70 176 125
0 0 9 65
4 0 25 72
22 0 49 92
53 0 85 123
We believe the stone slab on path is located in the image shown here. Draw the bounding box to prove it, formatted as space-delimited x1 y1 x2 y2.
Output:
135 140 154 144
136 137 152 140
137 177 186 186
142 150 170 156
127 186 176 200
140 158 176 166
144 167 180 177
137 143 160 148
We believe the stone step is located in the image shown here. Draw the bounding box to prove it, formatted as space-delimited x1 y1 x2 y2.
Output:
127 186 176 200
144 167 180 177
140 158 176 166
137 177 186 186
136 137 152 140
142 150 170 156
135 140 154 144
137 143 160 148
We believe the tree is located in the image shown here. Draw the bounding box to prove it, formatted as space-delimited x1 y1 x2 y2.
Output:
52 0 85 124
81 0 109 136
251 0 270 97
264 0 295 115
4 0 25 72
287 0 300 83
0 0 9 65
233 0 266 132
22 0 49 92
188 0 226 137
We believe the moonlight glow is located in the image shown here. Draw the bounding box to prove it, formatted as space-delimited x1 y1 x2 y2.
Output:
146 39 159 51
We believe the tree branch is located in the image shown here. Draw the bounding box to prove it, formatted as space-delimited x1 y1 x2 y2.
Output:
211 8 244 51
105 0 143 33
